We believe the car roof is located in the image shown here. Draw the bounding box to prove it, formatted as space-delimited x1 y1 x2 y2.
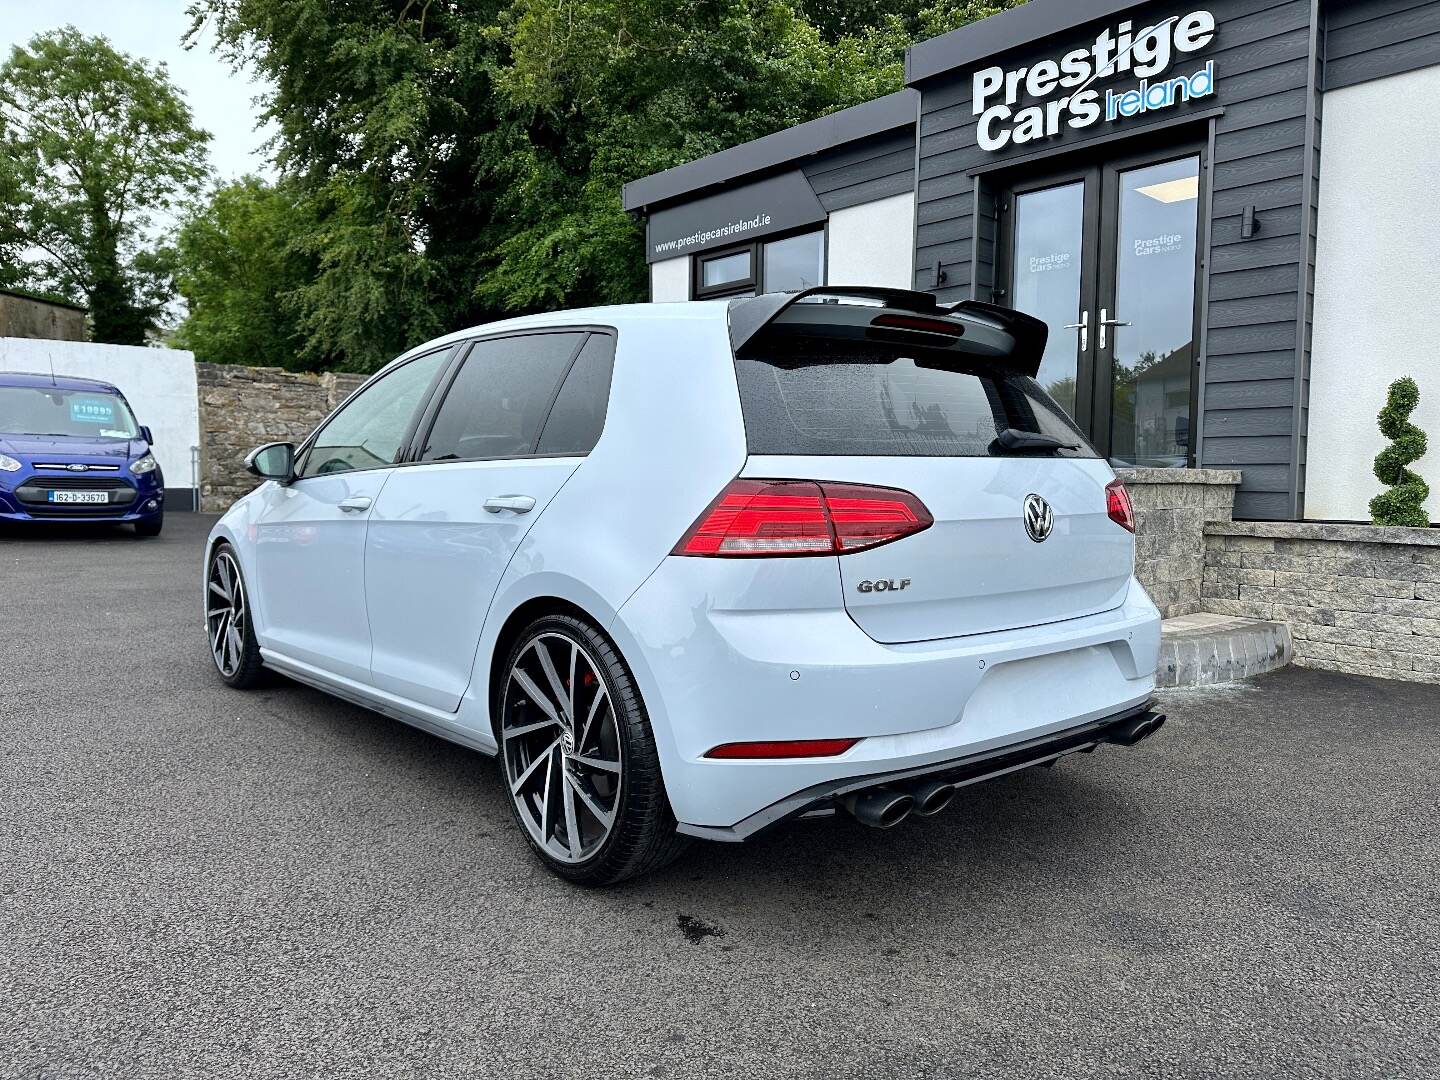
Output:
388 300 734 371
0 370 122 394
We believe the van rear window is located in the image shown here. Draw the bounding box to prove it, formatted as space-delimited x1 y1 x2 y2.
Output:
734 341 1097 458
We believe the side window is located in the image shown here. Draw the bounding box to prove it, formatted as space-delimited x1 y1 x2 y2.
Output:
298 349 449 479
537 334 615 455
420 333 585 462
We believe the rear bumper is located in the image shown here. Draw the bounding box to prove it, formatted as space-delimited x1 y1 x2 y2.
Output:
611 563 1163 831
679 702 1166 841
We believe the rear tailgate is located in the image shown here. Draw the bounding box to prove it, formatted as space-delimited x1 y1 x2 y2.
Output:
743 455 1131 643
730 288 1134 645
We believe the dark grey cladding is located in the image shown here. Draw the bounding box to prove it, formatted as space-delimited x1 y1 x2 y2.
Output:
622 91 916 213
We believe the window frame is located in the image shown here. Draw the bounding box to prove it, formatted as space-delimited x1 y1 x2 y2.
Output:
690 227 828 300
402 325 618 467
291 345 456 481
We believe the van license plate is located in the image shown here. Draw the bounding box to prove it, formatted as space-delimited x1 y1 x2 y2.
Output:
49 491 109 504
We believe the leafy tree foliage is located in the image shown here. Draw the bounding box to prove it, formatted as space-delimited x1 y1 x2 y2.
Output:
171 177 316 368
0 28 210 344
183 0 1025 370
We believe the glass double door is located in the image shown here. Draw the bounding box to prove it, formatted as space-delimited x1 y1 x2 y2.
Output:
1004 148 1203 467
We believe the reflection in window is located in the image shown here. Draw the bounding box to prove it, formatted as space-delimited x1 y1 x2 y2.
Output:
1110 155 1199 468
702 251 751 288
1011 182 1084 420
764 231 824 292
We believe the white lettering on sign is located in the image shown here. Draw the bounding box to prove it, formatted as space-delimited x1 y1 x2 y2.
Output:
973 10 1217 152
1028 252 1073 273
1135 233 1186 256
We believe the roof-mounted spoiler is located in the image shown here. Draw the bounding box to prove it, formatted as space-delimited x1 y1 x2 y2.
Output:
727 286 1048 377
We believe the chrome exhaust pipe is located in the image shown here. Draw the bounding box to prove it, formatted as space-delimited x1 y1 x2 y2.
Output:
844 788 914 829
910 780 957 817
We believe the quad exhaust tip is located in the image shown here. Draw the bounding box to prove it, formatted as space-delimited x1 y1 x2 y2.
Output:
1105 712 1167 747
911 780 957 817
844 788 914 829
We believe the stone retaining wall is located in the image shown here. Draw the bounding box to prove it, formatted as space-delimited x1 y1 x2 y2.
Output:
1203 521 1440 684
197 363 367 511
1117 468 1242 619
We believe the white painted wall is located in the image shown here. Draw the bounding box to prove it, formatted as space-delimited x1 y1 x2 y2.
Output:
1308 66 1440 521
0 338 200 491
825 192 916 290
650 256 690 302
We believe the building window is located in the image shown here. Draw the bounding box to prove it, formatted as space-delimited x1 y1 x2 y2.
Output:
691 229 825 299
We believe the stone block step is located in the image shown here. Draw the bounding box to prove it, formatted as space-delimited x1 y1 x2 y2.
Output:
1158 612 1293 687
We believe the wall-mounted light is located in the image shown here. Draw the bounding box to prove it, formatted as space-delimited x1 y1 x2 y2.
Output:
1241 205 1261 240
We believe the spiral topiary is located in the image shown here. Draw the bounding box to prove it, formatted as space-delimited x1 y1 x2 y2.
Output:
1369 376 1430 527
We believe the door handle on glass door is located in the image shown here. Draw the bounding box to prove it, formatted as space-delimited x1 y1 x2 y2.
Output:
1098 308 1132 351
338 496 373 513
1064 310 1089 352
484 495 537 514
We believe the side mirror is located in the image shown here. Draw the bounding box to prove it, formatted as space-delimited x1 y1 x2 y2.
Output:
139 425 154 445
244 441 296 482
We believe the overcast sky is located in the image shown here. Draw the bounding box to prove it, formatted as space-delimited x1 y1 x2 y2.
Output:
0 0 275 182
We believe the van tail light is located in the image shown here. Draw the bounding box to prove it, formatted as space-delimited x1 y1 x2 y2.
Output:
1106 479 1136 533
705 738 859 759
672 479 932 557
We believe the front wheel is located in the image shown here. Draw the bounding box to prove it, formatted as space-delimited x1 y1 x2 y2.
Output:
498 614 689 886
206 543 265 689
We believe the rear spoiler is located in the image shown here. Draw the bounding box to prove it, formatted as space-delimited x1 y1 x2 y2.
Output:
727 286 1048 378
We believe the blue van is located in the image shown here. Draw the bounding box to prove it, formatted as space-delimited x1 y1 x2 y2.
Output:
0 372 165 535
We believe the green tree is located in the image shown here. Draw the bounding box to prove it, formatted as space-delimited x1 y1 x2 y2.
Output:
171 176 316 368
1370 376 1430 527
186 1 1026 369
0 28 211 344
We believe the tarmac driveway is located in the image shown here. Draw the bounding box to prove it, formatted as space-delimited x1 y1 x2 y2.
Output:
2 513 1437 1078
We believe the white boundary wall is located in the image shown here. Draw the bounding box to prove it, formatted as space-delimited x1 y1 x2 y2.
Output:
1308 67 1440 522
0 338 199 493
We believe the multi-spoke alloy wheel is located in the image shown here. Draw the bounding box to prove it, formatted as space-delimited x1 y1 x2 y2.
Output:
206 545 263 688
497 615 689 885
502 632 623 864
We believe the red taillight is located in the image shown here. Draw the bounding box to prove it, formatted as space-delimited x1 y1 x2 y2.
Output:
705 738 859 759
673 479 932 557
870 313 965 338
1106 479 1136 533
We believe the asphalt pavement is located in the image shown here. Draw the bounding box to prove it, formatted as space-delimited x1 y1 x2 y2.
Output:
2 513 1437 1079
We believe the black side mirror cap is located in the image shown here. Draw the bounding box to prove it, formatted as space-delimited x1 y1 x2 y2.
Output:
139 425 154 445
244 441 296 482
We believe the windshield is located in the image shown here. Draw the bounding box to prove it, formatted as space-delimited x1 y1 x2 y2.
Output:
0 386 140 440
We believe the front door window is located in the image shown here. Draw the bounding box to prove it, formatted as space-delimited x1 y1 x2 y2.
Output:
1004 148 1203 466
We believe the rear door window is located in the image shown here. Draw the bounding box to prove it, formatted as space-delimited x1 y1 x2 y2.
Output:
734 341 1096 458
420 332 586 462
536 334 615 455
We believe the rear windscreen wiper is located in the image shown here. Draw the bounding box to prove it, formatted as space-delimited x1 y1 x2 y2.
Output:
991 427 1081 454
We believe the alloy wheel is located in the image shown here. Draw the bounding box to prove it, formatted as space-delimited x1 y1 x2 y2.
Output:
501 632 624 864
207 551 248 679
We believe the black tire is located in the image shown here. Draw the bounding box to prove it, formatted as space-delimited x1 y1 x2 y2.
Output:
134 513 163 537
206 542 266 689
497 613 690 886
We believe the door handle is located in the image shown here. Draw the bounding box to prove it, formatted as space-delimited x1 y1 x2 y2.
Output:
338 496 372 513
1063 310 1089 352
484 495 537 514
1098 308 1133 351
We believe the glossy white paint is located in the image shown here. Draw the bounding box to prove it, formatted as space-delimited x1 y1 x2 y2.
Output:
208 298 1161 834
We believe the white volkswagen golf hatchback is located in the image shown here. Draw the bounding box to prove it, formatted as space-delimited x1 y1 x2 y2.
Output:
205 287 1164 884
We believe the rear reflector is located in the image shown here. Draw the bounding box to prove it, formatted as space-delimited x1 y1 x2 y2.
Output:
705 738 859 760
1106 479 1136 533
673 479 932 557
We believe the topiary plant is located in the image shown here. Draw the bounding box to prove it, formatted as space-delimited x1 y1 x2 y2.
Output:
1369 376 1430 527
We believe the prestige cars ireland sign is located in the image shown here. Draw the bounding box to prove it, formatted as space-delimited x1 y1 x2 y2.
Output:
973 10 1217 152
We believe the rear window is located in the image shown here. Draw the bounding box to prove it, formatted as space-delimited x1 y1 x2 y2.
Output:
734 340 1096 458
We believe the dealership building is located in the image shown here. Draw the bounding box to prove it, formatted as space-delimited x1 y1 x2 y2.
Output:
623 0 1440 522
